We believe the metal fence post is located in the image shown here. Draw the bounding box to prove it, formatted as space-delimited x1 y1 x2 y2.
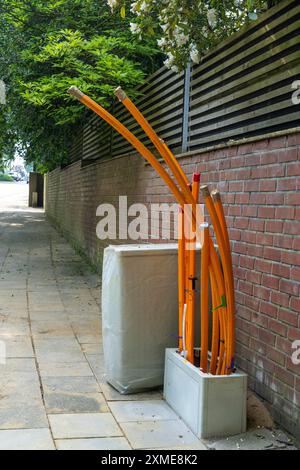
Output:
182 63 191 153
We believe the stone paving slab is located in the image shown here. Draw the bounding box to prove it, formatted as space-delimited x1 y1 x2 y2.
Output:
109 400 179 423
0 428 55 450
48 412 123 439
0 358 37 373
0 319 31 336
85 354 106 382
36 350 86 363
42 376 102 394
0 336 34 358
0 309 28 319
100 382 163 402
76 334 102 344
44 391 109 414
120 419 201 449
34 337 82 353
56 437 131 450
31 321 74 337
81 343 103 355
0 405 48 430
39 361 94 378
30 311 69 321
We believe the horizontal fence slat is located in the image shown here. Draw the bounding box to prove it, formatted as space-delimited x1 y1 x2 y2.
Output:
191 3 300 86
189 98 297 137
189 111 300 148
115 79 184 122
189 63 300 116
190 32 300 100
189 49 299 115
189 80 299 130
113 112 183 144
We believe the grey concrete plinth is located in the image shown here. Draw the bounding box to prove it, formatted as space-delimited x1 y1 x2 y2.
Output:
164 349 247 439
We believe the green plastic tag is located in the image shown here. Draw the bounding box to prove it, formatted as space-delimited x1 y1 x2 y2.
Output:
212 294 227 312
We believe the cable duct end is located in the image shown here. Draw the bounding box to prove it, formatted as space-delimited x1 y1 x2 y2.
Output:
68 86 84 100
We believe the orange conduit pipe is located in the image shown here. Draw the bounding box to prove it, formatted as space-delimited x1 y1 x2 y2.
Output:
208 237 228 375
183 185 191 357
178 207 185 352
68 87 186 208
185 174 200 363
114 87 196 209
68 87 233 374
68 87 202 360
211 190 231 255
113 89 203 359
209 264 220 374
200 223 210 372
201 185 235 374
211 189 235 374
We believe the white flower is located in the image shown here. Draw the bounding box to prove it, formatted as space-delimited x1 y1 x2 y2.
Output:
163 52 175 69
130 2 138 13
190 43 200 64
201 27 208 38
161 24 169 32
107 0 118 11
173 27 189 46
140 1 148 12
130 2 142 15
207 8 217 29
176 33 189 46
157 37 167 47
130 22 141 34
163 58 171 68
171 65 179 73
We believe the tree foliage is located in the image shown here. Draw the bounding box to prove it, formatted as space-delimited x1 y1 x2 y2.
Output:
0 0 159 171
108 0 282 71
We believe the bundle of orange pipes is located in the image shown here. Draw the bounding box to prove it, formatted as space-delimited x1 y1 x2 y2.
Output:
68 85 235 375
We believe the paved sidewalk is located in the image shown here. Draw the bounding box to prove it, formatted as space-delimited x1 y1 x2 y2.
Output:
0 182 206 450
0 182 297 450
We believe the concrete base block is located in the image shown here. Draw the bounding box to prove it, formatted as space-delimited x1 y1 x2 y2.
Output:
164 349 247 439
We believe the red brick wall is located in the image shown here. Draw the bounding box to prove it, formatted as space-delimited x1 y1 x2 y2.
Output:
46 132 300 438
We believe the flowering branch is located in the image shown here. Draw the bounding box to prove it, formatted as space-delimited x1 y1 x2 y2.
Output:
107 0 274 71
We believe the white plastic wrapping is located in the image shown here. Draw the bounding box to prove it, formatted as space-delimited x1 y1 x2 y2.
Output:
102 244 181 394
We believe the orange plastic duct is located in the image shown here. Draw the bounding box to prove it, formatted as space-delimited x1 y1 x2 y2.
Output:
209 264 220 375
208 238 228 375
201 185 234 374
178 207 185 352
114 87 196 208
200 223 209 372
211 189 235 373
68 86 234 375
185 174 200 363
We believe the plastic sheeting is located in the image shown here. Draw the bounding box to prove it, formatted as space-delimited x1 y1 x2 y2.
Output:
102 243 183 394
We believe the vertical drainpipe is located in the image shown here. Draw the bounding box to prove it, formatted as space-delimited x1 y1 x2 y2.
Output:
182 62 191 154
